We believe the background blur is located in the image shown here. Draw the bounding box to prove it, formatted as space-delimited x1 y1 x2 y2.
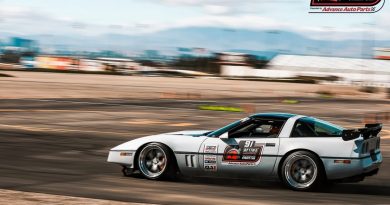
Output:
0 1 390 205
0 0 389 87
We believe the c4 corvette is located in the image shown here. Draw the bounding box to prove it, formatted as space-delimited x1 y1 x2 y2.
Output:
107 113 382 191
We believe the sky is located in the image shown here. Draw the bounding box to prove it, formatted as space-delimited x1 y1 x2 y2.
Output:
0 0 389 40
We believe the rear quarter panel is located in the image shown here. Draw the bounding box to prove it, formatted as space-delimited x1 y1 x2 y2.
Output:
277 137 356 179
279 137 354 157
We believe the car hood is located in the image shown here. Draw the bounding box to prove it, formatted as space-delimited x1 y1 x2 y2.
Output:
165 130 211 136
110 130 211 151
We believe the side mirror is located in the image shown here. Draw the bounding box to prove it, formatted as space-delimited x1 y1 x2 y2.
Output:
220 132 229 139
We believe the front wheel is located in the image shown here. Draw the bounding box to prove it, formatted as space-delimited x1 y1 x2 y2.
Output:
281 151 325 191
138 143 177 180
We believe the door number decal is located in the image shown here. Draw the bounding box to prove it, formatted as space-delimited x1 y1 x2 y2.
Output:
222 140 264 166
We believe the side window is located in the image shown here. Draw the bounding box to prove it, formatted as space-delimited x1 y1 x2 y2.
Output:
229 119 285 138
292 117 343 137
292 120 317 137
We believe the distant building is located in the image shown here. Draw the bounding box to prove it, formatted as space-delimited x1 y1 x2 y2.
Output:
34 55 141 72
0 37 39 64
3 37 39 54
177 47 211 58
35 55 78 70
217 52 270 75
0 40 3 53
95 57 141 72
221 54 390 86
218 52 253 76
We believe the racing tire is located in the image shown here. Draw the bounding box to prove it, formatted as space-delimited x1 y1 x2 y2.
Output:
138 143 177 180
281 151 325 191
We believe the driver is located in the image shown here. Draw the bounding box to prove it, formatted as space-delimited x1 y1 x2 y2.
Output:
269 124 281 137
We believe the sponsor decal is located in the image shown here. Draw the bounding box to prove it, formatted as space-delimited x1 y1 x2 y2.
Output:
309 0 385 13
222 140 264 166
204 145 218 171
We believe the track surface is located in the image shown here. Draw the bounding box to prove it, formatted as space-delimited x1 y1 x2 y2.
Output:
0 71 389 204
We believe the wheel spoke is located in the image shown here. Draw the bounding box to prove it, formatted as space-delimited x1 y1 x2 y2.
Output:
159 157 165 164
147 151 154 159
157 164 162 171
158 159 166 169
151 164 158 172
293 171 300 180
301 160 309 168
153 149 158 157
291 163 299 172
156 151 163 158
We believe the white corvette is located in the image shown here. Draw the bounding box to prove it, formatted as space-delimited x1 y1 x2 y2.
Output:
107 113 382 191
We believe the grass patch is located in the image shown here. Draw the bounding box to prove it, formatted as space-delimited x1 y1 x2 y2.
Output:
281 99 300 104
199 105 244 112
316 90 334 99
319 94 333 99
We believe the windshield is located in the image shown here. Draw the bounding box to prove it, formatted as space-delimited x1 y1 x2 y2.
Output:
207 117 250 137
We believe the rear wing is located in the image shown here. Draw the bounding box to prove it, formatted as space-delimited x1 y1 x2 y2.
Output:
342 123 382 141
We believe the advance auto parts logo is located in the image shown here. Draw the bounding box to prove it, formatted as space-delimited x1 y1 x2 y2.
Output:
310 0 385 13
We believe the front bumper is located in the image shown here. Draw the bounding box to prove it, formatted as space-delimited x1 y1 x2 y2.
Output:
107 150 136 168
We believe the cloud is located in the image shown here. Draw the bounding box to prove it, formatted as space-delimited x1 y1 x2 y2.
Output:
0 5 45 21
170 15 286 30
157 0 302 6
153 0 282 15
0 3 389 41
377 10 390 28
157 0 234 6
0 5 101 36
203 5 230 15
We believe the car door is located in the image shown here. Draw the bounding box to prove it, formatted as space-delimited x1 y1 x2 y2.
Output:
198 118 284 178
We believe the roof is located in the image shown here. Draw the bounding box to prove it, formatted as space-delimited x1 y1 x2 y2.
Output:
250 113 297 120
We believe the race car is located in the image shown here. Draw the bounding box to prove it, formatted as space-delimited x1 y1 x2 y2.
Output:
107 113 382 191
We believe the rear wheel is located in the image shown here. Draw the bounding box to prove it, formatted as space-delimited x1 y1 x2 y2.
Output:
281 151 325 191
138 143 177 180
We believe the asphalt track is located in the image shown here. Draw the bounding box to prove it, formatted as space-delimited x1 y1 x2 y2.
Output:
0 71 389 204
